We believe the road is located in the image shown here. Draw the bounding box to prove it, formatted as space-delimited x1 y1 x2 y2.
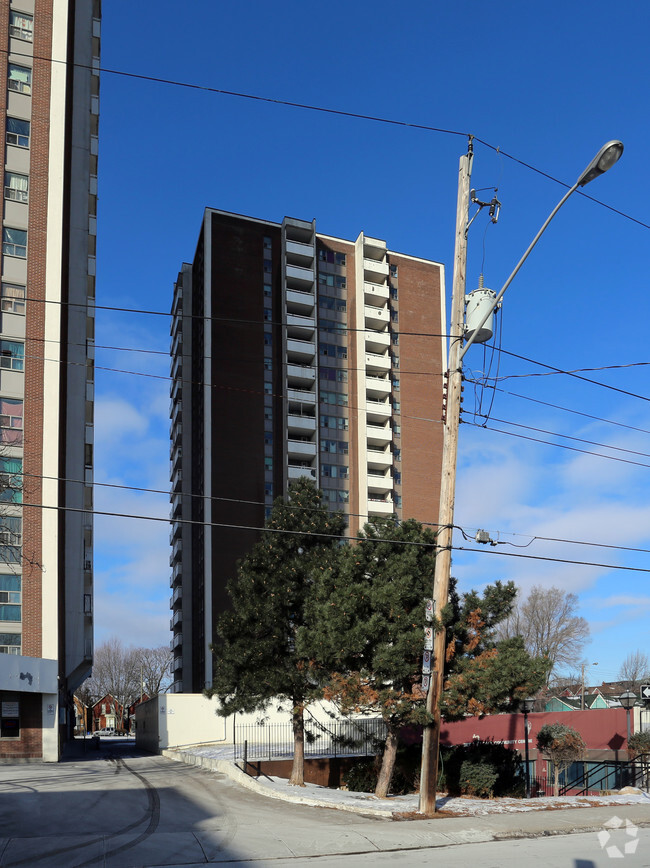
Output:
0 738 648 866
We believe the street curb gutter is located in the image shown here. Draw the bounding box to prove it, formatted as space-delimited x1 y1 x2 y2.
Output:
161 748 650 845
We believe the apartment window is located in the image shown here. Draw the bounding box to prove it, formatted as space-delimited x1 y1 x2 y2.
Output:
1 284 25 314
264 431 272 445
0 517 21 564
0 692 20 738
321 390 347 407
390 264 398 278
263 332 272 346
263 359 272 372
2 228 27 258
263 236 272 250
322 439 348 454
263 258 272 274
263 284 271 298
393 448 401 462
264 482 273 497
335 252 346 266
322 464 348 479
0 398 23 444
263 382 272 395
0 457 22 503
320 367 347 383
9 11 33 41
0 341 24 371
321 415 348 430
263 307 272 322
392 376 400 391
393 423 401 437
392 400 401 414
390 309 399 323
320 296 346 313
264 408 272 421
0 575 20 622
8 64 31 95
391 332 399 346
264 457 273 471
4 172 28 204
394 494 402 508
393 471 402 485
391 354 399 369
319 343 347 360
390 286 398 300
6 118 30 148
319 319 345 335
0 634 20 655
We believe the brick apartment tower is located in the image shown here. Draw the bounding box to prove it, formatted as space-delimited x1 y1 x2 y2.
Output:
169 210 446 693
0 0 99 760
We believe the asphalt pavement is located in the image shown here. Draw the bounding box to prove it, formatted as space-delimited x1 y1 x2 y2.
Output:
0 737 647 867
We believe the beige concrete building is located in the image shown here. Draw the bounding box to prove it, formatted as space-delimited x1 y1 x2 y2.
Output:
0 0 99 760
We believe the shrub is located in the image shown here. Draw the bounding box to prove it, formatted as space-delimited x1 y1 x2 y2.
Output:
442 741 524 798
459 758 499 798
344 759 379 793
343 743 421 794
628 730 650 759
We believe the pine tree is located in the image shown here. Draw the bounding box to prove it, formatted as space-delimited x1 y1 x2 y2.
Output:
298 518 437 798
206 477 345 786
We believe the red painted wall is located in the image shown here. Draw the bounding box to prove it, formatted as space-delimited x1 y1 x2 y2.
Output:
440 708 628 752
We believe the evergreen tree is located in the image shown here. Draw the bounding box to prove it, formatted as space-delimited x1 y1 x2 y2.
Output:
206 477 345 786
298 518 437 798
537 722 586 795
300 523 547 798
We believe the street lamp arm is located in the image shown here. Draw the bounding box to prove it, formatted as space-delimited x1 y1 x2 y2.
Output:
460 182 578 360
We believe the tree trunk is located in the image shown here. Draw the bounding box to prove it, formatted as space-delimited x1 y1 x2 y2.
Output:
375 727 399 799
553 763 559 797
289 702 305 786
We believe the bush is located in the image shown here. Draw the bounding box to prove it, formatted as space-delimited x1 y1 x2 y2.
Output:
628 730 650 759
459 758 499 798
442 741 524 798
344 759 379 792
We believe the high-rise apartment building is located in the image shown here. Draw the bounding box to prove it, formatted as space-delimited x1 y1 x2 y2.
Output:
170 209 446 693
0 0 99 760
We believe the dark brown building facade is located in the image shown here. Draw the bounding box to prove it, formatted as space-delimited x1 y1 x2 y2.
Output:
170 210 446 693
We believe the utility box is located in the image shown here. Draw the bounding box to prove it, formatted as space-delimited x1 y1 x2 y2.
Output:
465 288 497 343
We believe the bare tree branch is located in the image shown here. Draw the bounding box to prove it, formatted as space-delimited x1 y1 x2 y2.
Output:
618 650 650 690
494 585 589 681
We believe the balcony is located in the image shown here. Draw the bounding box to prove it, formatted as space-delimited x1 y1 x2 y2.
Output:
364 282 389 306
286 364 316 388
365 330 390 354
367 497 394 515
171 585 182 607
171 328 182 359
169 561 182 587
367 422 392 446
287 414 317 435
286 240 315 267
287 338 317 364
286 288 315 315
171 466 182 493
173 656 183 672
170 538 182 566
286 313 316 339
363 237 387 259
365 374 391 397
367 471 394 491
287 439 317 459
288 464 317 480
287 387 316 404
363 258 389 282
171 609 182 628
366 398 391 421
364 305 389 329
365 352 391 372
367 446 392 468
171 353 182 383
171 633 183 650
285 264 315 290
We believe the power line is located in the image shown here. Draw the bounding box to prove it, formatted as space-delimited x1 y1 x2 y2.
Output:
463 419 650 469
5 43 649 231
18 500 650 574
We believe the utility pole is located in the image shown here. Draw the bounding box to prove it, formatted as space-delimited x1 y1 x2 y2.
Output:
419 137 473 815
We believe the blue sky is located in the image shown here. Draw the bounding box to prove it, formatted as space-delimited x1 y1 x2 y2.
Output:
93 1 650 683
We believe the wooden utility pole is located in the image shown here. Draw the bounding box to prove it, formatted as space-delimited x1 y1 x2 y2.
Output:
418 138 473 815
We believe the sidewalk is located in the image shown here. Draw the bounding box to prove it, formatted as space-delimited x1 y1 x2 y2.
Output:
163 745 650 847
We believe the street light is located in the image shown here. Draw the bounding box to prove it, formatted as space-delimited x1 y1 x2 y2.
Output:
581 661 598 710
619 690 636 746
417 139 624 816
521 697 536 799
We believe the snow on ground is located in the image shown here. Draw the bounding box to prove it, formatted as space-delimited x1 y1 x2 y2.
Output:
181 744 650 818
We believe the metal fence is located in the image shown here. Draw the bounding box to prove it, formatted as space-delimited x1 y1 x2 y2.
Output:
233 718 387 762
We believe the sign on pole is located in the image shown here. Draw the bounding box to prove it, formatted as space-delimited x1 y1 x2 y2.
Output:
641 684 650 701
424 627 433 651
421 675 430 693
425 599 435 622
422 650 432 674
